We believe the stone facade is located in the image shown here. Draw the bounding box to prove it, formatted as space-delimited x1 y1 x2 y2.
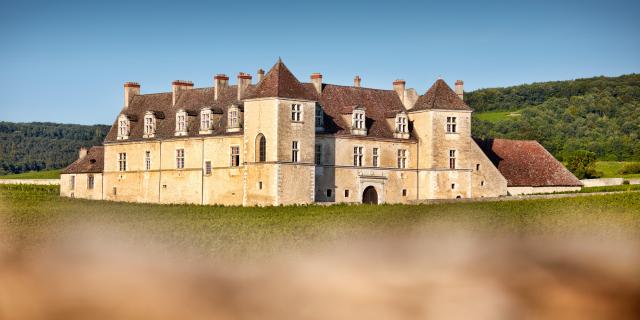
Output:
60 59 579 206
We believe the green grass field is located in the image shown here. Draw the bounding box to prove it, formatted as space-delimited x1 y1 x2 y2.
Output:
595 161 640 179
2 185 639 259
0 169 61 179
474 110 522 123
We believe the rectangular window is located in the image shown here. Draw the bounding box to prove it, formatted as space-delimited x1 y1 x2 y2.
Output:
345 189 350 198
144 116 154 135
315 106 323 127
476 163 480 171
145 151 151 171
258 181 263 190
201 112 211 130
87 174 94 190
205 161 212 175
230 146 240 167
449 150 456 169
291 104 302 122
176 149 185 169
229 110 238 128
119 120 128 136
353 146 363 167
372 148 379 167
353 112 365 129
326 189 333 197
118 153 127 172
397 149 407 168
451 183 456 190
402 189 407 197
70 176 75 190
396 116 408 133
177 115 186 132
315 144 322 165
292 141 300 163
446 116 457 133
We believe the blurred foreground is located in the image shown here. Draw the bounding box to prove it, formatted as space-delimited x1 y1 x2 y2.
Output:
1 186 639 319
1 226 639 319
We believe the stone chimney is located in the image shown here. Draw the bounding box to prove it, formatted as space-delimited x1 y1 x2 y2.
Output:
257 69 265 82
79 147 88 160
393 79 406 104
354 75 361 87
172 80 194 106
310 73 322 94
214 74 229 100
455 80 464 101
237 72 252 100
123 82 140 109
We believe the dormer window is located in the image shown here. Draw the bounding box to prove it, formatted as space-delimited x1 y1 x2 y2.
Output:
117 114 130 140
200 108 213 134
351 107 367 136
143 112 156 138
315 105 324 131
394 113 409 139
175 110 188 136
227 104 241 133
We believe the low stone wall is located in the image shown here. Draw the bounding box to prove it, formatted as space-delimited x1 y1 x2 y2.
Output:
410 190 640 205
580 178 624 188
629 179 640 185
0 179 60 185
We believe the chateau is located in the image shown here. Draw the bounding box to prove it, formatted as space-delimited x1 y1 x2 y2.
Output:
60 59 581 205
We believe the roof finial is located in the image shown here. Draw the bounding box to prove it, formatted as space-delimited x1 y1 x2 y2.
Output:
278 56 283 63
438 74 442 80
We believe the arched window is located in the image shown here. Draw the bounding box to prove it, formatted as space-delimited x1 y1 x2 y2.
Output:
256 134 266 162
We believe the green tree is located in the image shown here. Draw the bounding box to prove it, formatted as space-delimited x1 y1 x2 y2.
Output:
566 150 599 179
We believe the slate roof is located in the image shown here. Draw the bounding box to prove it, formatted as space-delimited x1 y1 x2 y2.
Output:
62 146 104 174
411 79 472 111
476 138 582 187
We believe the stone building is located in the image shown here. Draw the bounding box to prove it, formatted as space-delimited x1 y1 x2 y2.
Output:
60 59 581 205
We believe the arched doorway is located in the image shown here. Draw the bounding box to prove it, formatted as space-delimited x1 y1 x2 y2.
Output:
362 186 378 204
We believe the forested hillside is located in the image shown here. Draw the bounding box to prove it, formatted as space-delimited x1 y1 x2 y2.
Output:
0 122 109 175
468 74 640 161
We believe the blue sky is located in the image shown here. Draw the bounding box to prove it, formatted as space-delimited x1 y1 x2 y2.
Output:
1 0 638 125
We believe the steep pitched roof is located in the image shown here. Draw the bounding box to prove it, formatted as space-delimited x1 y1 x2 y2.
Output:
246 59 316 101
411 79 472 111
62 146 104 174
308 84 410 139
476 138 582 187
104 85 249 142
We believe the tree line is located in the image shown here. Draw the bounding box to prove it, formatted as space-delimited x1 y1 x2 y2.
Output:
0 122 109 175
469 74 640 161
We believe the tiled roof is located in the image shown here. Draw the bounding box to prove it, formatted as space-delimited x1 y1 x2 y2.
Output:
246 59 317 101
476 138 582 187
307 84 410 139
411 79 472 111
104 60 434 141
104 85 247 143
62 146 104 174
